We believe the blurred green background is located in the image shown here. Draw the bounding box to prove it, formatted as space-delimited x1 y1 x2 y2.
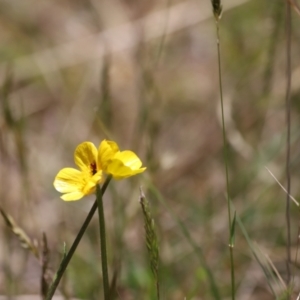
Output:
1 0 300 299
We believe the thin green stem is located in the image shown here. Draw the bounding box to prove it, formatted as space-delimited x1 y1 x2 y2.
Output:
285 0 292 288
96 184 110 300
46 176 112 300
216 21 235 299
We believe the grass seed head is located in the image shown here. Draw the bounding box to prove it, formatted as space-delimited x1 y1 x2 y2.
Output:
139 188 159 279
211 0 223 20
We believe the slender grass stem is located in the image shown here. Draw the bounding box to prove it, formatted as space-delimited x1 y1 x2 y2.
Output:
215 19 235 300
96 184 110 300
46 176 112 300
285 0 292 288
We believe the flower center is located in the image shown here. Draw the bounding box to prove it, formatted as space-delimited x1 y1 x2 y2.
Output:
90 162 97 175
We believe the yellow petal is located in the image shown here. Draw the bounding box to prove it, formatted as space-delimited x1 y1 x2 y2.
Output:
82 171 103 195
107 163 146 180
106 158 146 180
113 151 143 169
54 168 84 193
54 168 102 201
61 191 85 201
74 142 98 173
98 140 119 171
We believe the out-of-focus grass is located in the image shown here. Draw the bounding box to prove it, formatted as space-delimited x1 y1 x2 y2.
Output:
1 0 300 299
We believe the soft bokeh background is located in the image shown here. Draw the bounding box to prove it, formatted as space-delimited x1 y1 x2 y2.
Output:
1 0 300 299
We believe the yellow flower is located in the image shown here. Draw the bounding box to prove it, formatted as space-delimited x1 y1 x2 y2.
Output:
54 140 146 200
54 142 102 201
98 140 146 180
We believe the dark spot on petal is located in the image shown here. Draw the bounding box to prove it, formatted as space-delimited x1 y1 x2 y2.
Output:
90 162 97 175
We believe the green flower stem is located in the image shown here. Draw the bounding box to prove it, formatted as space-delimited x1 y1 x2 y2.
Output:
215 20 235 299
96 184 110 300
46 175 112 300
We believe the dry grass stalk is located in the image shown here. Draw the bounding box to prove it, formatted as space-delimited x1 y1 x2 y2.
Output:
139 187 160 299
41 232 50 299
0 207 39 259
